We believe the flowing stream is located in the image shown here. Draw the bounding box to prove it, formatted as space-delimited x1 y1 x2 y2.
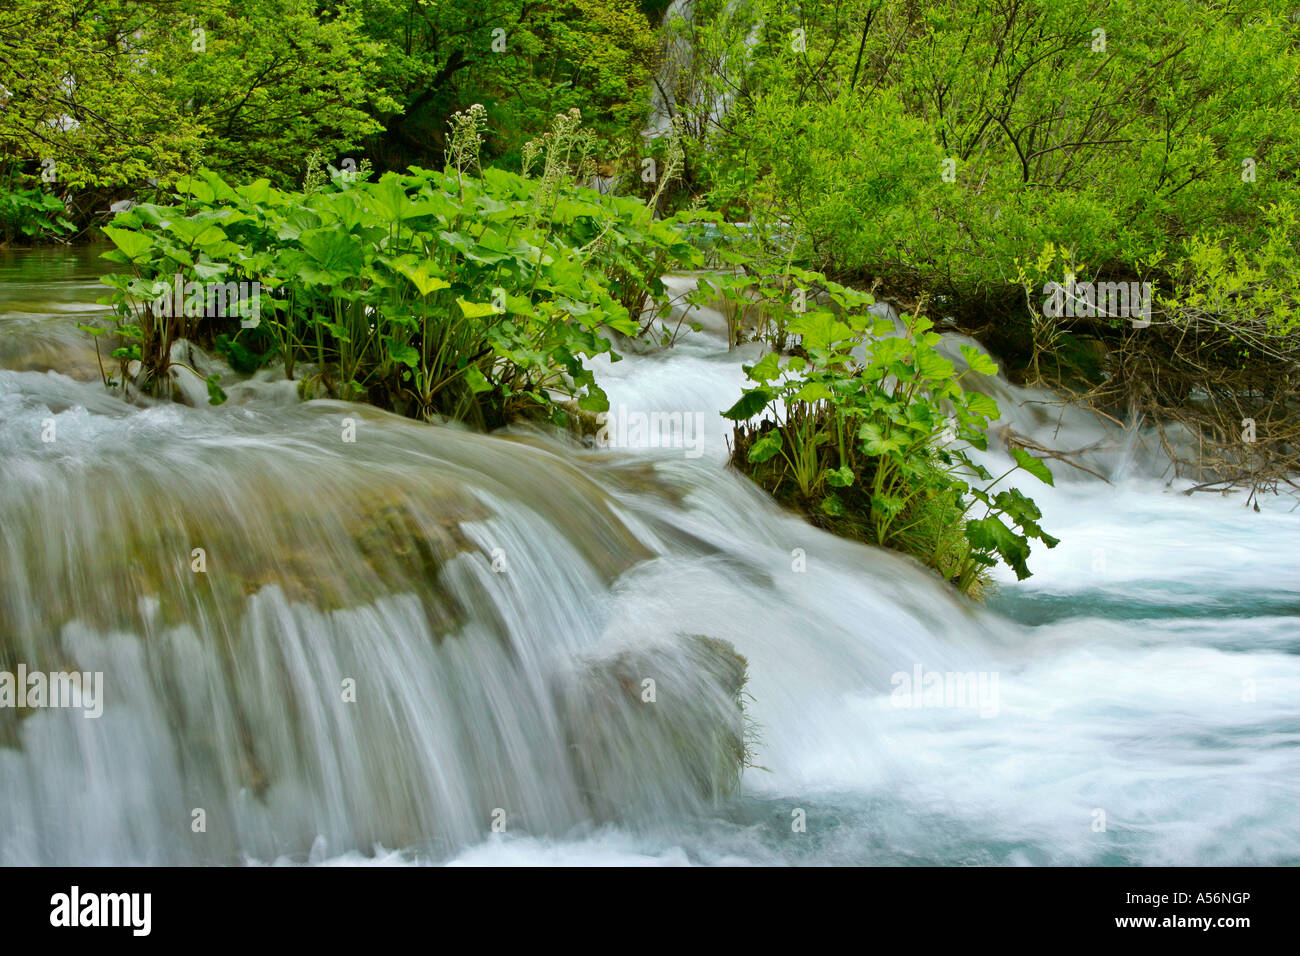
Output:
1 247 1297 866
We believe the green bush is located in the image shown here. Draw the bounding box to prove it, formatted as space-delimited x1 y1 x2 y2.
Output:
715 268 1057 591
695 0 1300 307
674 0 1299 491
0 183 75 244
96 112 707 426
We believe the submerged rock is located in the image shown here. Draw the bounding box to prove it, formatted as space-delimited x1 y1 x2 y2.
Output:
555 633 750 821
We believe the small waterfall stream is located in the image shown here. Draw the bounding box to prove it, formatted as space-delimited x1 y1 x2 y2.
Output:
1 246 1297 867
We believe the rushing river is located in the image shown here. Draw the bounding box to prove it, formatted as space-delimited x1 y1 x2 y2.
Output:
1 247 1297 866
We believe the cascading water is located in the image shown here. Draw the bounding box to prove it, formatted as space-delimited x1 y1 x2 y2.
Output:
644 0 757 143
1 248 1297 866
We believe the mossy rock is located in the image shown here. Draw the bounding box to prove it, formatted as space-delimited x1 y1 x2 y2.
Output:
555 633 751 821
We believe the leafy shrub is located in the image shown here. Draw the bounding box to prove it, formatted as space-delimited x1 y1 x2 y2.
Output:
97 113 707 426
675 0 1300 493
716 268 1057 590
0 186 75 244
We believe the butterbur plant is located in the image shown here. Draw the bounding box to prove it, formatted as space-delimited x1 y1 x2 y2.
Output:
523 108 599 228
722 270 1058 593
445 104 489 196
96 117 706 428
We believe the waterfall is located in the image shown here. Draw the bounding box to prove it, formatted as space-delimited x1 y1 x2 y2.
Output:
2 247 1297 867
644 0 758 144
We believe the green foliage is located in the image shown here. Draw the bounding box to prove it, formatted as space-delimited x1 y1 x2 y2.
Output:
718 269 1057 589
167 0 396 187
671 0 1300 493
1164 202 1300 345
96 114 706 426
0 175 75 244
0 0 392 197
0 0 665 234
334 0 659 173
687 0 1300 332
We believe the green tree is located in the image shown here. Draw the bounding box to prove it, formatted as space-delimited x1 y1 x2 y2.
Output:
336 0 659 172
0 0 392 197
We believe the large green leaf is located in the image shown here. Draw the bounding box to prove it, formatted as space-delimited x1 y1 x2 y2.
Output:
394 261 450 297
457 298 498 319
794 381 833 402
745 351 782 383
1011 447 1055 485
789 311 852 352
297 228 363 277
100 226 153 262
364 173 416 222
960 344 1000 376
722 388 771 421
966 392 1001 419
747 430 783 463
915 349 955 381
824 465 855 487
384 337 419 368
464 366 493 394
966 515 1032 579
164 217 227 249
